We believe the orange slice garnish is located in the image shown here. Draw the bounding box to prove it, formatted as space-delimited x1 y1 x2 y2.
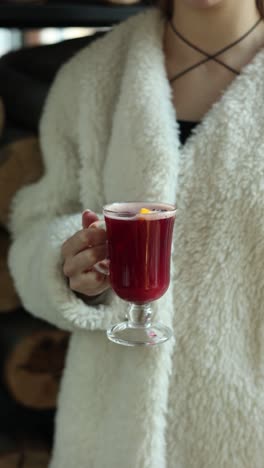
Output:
139 208 152 214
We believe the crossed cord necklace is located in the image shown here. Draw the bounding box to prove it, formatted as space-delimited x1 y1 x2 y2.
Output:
168 16 262 83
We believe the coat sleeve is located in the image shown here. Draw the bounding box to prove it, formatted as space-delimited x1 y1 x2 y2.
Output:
7 54 123 333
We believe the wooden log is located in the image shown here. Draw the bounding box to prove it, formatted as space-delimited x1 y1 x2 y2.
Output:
0 310 69 410
0 434 50 468
0 136 43 228
0 380 55 443
0 450 50 468
0 228 21 312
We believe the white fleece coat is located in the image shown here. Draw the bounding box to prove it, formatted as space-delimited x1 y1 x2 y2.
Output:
8 8 264 468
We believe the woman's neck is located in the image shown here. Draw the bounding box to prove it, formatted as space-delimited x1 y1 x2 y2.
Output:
167 1 261 58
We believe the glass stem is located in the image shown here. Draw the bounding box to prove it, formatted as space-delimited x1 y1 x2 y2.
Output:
127 303 152 327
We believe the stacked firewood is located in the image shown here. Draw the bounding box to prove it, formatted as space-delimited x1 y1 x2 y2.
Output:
0 7 155 462
0 308 69 467
0 310 70 410
0 308 69 466
0 227 70 466
0 35 99 466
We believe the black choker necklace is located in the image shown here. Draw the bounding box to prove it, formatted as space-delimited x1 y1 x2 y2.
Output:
168 17 262 83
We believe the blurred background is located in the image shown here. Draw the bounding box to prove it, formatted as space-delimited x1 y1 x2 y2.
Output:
0 1 146 465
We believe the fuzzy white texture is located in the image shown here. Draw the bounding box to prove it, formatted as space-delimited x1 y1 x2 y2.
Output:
8 7 264 468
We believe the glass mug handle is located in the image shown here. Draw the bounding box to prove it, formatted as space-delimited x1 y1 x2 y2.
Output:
92 220 110 276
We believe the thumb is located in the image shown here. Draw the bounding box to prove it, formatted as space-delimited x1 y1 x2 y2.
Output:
82 209 99 229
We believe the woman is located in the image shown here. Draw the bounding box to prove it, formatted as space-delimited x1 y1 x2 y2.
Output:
8 0 264 467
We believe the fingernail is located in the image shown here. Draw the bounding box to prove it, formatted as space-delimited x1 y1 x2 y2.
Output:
94 261 110 275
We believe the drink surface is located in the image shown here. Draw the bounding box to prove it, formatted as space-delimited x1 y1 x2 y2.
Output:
104 203 175 304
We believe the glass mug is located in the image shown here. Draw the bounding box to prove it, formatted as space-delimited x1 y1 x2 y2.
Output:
95 202 176 347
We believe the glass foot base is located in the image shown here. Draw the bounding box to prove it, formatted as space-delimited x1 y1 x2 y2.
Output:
107 321 173 347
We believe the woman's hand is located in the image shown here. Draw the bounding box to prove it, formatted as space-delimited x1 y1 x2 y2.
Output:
61 210 110 298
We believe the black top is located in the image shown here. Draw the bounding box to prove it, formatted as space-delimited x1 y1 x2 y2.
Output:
178 120 198 145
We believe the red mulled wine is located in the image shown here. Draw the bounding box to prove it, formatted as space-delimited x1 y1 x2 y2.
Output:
104 203 175 304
